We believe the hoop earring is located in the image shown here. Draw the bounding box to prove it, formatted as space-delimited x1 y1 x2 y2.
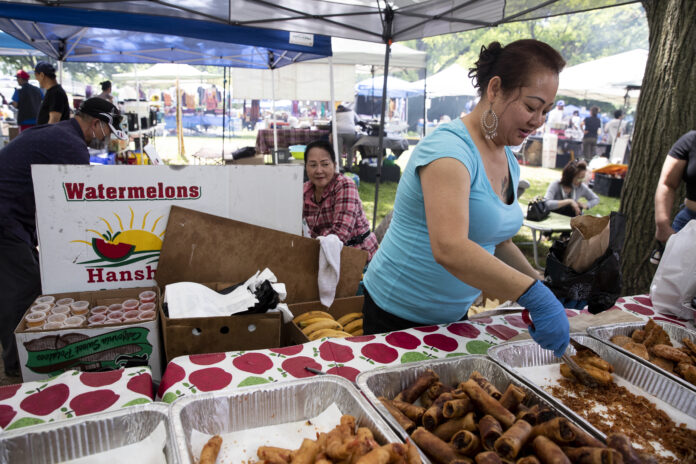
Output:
481 103 498 140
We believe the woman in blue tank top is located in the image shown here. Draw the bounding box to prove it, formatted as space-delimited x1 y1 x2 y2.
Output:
363 39 571 358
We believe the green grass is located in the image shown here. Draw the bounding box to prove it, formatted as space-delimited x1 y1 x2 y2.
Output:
359 164 622 269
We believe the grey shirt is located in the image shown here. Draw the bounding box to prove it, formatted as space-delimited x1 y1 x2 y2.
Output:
544 180 599 210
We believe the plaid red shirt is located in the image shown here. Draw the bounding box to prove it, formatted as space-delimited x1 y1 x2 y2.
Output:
303 174 378 261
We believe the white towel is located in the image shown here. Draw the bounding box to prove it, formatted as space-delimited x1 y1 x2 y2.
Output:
318 234 343 307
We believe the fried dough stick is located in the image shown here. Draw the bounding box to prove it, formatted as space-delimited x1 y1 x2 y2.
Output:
200 435 222 464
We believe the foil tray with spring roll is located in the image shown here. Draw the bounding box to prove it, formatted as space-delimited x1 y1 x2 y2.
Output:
170 375 402 464
0 403 175 464
587 320 696 392
355 354 603 464
488 334 696 441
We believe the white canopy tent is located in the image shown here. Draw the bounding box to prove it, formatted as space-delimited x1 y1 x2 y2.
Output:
558 49 647 104
413 63 477 98
112 63 223 84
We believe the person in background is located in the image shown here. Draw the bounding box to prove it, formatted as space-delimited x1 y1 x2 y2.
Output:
604 109 624 145
0 98 126 377
362 39 569 358
545 160 599 217
34 61 70 125
654 130 696 244
302 139 378 261
335 104 360 169
546 99 565 128
96 80 114 103
581 106 601 160
570 110 582 131
10 70 42 132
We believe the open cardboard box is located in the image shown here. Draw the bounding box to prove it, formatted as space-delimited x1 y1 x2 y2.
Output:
286 296 365 345
15 286 163 382
156 206 367 362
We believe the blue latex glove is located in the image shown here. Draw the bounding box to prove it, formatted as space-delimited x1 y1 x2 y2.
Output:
518 281 569 357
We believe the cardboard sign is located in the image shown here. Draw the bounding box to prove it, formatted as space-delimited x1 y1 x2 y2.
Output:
32 165 303 293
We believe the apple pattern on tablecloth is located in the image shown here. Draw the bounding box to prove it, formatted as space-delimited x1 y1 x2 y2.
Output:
0 367 153 432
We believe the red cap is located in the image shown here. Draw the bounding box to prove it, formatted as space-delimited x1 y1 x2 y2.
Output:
16 70 30 80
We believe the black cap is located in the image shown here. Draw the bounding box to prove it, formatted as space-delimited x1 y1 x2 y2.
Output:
34 61 56 75
78 98 127 140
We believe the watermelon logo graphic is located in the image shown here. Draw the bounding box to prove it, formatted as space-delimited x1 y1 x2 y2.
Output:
72 208 164 268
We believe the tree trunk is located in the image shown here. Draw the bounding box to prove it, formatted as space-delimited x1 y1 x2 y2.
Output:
620 0 696 295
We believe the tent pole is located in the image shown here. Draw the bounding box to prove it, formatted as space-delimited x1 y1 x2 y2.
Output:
271 68 277 164
329 56 339 169
372 40 391 231
134 64 144 164
222 65 227 163
423 67 427 138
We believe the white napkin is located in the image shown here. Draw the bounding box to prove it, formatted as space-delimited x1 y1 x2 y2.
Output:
165 282 257 318
318 234 343 307
59 422 167 464
268 303 294 323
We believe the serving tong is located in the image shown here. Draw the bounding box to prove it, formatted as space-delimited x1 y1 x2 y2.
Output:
522 310 601 388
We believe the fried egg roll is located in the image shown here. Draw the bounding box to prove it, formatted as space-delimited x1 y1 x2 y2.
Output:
412 426 464 464
423 392 455 430
379 396 416 433
562 446 623 464
199 435 222 464
393 399 426 423
443 397 474 419
433 412 477 441
605 433 642 464
516 404 539 425
291 438 321 464
568 423 605 449
396 369 440 403
257 445 294 464
461 379 516 429
452 429 481 456
354 446 391 464
469 371 503 399
421 381 453 409
479 415 503 451
474 451 504 464
499 384 527 412
532 435 570 464
494 419 532 460
536 407 557 424
406 440 423 464
516 456 541 464
529 417 576 445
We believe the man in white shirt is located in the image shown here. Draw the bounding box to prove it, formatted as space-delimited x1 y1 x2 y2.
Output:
547 100 566 127
604 109 625 145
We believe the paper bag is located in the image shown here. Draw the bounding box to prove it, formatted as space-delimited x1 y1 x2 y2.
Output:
563 215 611 273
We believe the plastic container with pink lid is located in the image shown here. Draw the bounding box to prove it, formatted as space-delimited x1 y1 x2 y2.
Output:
88 314 107 326
139 290 156 304
107 304 123 313
122 310 140 322
107 311 124 323
122 299 140 310
139 302 156 313
91 305 108 315
138 311 156 321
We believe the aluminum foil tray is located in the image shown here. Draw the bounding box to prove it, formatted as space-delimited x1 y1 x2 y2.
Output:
488 334 696 440
587 321 696 392
0 403 175 463
355 355 600 464
170 375 402 464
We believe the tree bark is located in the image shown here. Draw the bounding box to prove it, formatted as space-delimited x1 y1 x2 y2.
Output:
620 0 696 295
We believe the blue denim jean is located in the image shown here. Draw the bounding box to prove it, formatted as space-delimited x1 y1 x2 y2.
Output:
672 205 696 233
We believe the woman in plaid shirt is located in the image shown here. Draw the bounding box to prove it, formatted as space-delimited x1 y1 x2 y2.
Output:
302 140 378 261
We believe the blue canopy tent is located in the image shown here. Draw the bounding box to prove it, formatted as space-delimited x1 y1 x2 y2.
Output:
0 2 332 161
0 31 42 56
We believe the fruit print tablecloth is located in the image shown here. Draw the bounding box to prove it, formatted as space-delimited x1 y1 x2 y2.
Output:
158 295 694 403
0 367 153 432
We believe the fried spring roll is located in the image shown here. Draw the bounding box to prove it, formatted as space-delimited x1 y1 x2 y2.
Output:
499 384 527 412
516 404 539 425
494 420 532 460
356 426 374 441
605 434 642 464
451 429 481 456
421 382 454 408
423 392 455 430
443 397 474 419
474 451 503 464
395 369 440 403
341 414 357 431
529 417 576 445
639 453 658 464
393 399 427 423
258 446 294 464
479 414 503 451
568 423 605 449
412 426 464 464
468 371 503 399
536 407 557 424
461 379 516 429
531 435 570 464
200 435 222 464
379 397 416 433
406 440 423 464
380 443 409 463
433 412 477 441
354 446 390 464
291 438 321 464
326 424 352 461
562 446 623 464
516 456 541 464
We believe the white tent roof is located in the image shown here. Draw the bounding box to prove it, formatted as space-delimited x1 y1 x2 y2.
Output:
413 63 477 97
314 37 425 69
558 49 647 103
112 63 222 82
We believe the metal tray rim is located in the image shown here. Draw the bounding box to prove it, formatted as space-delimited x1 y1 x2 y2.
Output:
587 321 696 392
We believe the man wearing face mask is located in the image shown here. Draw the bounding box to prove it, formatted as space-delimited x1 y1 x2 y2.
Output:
0 97 126 378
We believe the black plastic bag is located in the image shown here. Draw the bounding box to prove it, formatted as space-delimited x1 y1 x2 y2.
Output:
544 212 626 314
219 280 279 315
232 146 256 160
527 197 550 221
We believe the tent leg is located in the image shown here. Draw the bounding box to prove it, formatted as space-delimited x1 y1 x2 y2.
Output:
329 56 339 169
222 66 227 163
373 40 392 231
271 67 277 164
